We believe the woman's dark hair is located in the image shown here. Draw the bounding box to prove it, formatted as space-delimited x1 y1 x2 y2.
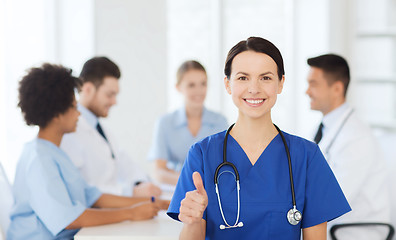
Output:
18 63 81 128
79 56 121 88
176 60 206 85
224 37 285 80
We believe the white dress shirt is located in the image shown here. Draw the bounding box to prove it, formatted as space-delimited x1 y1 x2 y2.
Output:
61 104 148 196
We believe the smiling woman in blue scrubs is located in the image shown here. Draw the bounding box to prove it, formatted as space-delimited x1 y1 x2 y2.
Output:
167 37 351 240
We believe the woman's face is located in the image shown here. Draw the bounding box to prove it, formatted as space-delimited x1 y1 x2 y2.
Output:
224 51 284 120
177 69 207 109
58 99 80 133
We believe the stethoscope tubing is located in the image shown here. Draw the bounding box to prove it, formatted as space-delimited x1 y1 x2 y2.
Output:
274 124 297 208
215 123 301 227
324 109 354 156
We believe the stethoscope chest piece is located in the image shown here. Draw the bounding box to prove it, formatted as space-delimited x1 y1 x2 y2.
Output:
287 206 302 225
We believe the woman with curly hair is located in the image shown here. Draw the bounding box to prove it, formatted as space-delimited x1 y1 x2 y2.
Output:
7 63 168 240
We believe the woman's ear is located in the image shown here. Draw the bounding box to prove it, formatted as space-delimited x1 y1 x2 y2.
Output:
277 75 285 94
224 77 231 95
175 83 181 93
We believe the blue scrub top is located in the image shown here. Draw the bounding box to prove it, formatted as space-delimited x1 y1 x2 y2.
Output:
148 107 228 170
168 130 351 239
7 138 102 240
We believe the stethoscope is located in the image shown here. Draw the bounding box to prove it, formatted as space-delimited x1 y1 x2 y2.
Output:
214 123 302 230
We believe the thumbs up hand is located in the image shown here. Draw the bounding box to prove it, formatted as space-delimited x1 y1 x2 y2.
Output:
179 172 208 225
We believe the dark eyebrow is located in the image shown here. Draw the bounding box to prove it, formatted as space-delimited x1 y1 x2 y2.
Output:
259 71 275 76
236 71 275 76
235 71 250 76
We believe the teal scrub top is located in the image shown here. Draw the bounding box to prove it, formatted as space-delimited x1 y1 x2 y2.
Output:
168 130 351 239
7 138 102 240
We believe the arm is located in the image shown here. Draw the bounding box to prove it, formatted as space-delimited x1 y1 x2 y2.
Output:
92 193 169 210
67 194 170 229
178 172 208 240
302 222 327 240
92 193 147 208
133 182 162 198
153 159 180 185
180 219 206 240
66 201 159 229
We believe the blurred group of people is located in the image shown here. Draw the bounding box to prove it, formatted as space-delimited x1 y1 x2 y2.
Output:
5 36 392 240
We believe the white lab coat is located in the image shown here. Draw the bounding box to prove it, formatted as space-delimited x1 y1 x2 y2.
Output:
318 105 391 239
61 115 148 196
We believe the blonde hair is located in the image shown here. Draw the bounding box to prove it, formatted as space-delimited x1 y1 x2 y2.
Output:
176 60 207 85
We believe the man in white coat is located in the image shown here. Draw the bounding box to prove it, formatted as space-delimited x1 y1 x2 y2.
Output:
306 54 391 239
61 56 161 197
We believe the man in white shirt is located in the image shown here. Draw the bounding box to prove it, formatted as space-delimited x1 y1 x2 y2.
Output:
61 56 161 197
306 54 391 239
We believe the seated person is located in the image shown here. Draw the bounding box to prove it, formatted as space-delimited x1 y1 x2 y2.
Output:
148 60 228 185
7 63 168 240
61 56 161 197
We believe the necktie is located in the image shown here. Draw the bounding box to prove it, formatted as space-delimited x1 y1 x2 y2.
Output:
314 122 324 144
96 122 108 141
96 123 115 159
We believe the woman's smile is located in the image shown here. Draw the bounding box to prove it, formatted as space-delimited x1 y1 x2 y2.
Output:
244 98 265 107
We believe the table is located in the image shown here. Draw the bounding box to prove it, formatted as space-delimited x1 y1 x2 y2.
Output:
74 211 183 240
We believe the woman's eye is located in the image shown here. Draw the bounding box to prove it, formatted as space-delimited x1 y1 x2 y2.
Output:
262 76 271 80
238 76 247 80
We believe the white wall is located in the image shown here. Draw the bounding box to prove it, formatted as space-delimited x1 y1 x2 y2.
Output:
2 0 57 181
0 0 5 178
288 0 330 138
94 0 167 171
57 0 95 74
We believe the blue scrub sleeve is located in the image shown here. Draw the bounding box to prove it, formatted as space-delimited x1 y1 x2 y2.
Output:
148 117 170 162
167 143 207 221
26 156 88 236
302 146 351 228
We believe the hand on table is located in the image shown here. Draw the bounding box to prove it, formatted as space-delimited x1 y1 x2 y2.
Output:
127 201 160 221
133 182 162 198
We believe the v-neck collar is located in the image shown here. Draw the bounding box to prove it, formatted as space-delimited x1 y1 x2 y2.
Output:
227 133 281 167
